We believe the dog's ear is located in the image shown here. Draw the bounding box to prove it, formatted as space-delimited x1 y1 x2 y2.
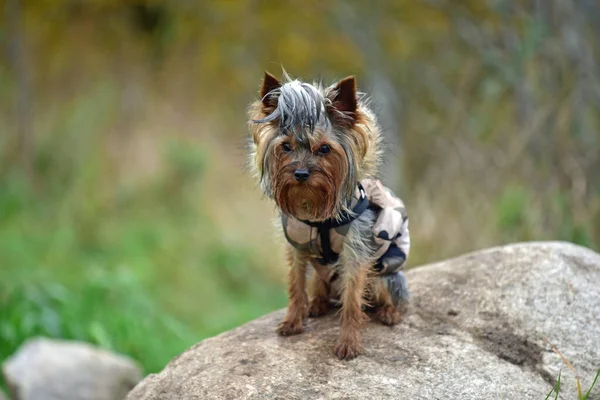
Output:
327 76 358 126
260 71 281 109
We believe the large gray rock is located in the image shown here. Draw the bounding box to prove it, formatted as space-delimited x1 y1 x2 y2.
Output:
3 337 142 400
128 242 600 400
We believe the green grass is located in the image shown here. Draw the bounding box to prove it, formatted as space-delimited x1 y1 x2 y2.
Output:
544 370 561 400
0 130 287 387
545 370 600 400
544 343 600 400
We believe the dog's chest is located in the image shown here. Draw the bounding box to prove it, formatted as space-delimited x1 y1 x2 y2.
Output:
281 215 352 263
280 178 411 276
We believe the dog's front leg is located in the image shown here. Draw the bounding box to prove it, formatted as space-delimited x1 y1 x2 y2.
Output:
277 246 308 336
335 262 369 360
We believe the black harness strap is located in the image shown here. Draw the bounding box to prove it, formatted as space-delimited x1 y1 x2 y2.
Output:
318 224 336 265
301 183 369 265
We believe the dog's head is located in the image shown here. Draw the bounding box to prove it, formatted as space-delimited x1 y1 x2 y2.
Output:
248 71 381 221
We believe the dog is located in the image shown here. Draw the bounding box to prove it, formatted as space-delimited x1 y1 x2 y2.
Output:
247 71 410 360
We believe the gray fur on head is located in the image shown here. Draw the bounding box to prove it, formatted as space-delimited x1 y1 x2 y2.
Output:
253 77 330 142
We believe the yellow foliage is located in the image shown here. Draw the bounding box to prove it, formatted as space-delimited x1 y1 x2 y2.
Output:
2 0 599 266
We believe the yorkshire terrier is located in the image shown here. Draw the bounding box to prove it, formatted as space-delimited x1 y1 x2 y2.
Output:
247 71 410 360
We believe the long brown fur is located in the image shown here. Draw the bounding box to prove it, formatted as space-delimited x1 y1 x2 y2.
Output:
276 245 308 336
248 71 401 360
247 74 382 213
270 133 348 221
335 263 370 359
307 262 332 318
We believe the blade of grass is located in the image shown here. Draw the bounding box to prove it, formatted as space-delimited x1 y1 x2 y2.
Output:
544 385 555 399
582 369 600 400
554 371 561 400
545 338 582 399
544 370 561 400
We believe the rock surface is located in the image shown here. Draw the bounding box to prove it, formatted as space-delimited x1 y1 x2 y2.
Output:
128 242 600 400
3 337 142 400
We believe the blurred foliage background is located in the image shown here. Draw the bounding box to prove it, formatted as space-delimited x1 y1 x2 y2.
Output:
1 0 599 381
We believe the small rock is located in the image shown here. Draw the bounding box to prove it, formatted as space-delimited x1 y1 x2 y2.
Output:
3 337 142 400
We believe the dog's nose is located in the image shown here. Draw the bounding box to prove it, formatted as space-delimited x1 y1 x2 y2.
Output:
294 169 310 182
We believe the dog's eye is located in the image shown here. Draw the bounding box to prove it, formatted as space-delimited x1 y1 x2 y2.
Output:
317 144 331 155
281 143 293 153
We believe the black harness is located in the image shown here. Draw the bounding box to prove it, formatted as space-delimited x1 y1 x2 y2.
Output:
300 183 369 265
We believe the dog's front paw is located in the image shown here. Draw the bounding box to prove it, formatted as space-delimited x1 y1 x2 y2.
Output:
334 341 363 360
276 319 304 336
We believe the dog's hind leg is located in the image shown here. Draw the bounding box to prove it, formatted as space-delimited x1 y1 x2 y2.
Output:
307 269 332 318
371 271 410 326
